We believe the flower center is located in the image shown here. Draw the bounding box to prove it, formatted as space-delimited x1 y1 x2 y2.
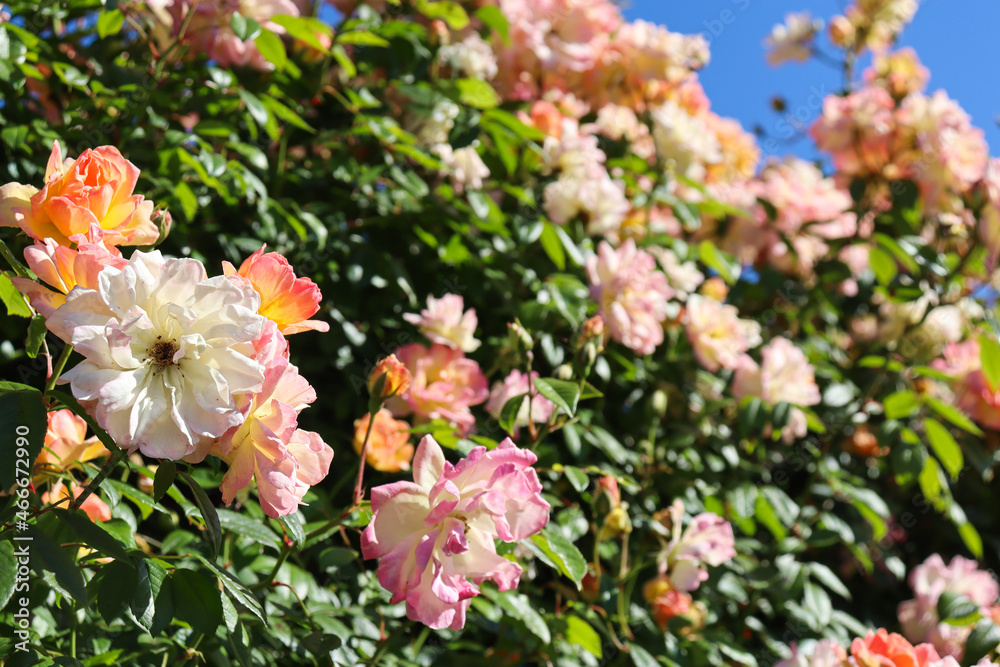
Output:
147 335 180 372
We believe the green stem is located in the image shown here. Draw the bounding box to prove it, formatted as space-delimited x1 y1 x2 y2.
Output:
353 408 379 505
70 448 125 512
252 546 293 590
45 344 74 396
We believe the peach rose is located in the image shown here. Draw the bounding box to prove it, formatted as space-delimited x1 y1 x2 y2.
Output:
354 409 414 473
0 142 158 247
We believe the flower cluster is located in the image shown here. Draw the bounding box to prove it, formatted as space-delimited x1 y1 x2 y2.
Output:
778 628 1000 667
3 144 332 518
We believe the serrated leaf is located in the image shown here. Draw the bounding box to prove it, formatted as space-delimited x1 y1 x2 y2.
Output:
415 0 469 30
532 378 579 416
0 541 15 611
527 529 587 589
170 570 223 634
498 393 527 435
563 466 588 493
540 223 565 270
337 30 389 47
926 396 983 436
938 591 979 622
869 246 898 285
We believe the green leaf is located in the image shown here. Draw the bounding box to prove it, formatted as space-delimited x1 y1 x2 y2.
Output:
979 333 1000 393
564 616 601 658
415 0 469 30
874 233 920 274
0 541 15 611
924 418 963 480
0 381 46 491
97 560 137 624
54 509 129 561
169 570 223 634
254 29 287 70
563 466 589 493
808 562 851 600
919 455 944 503
152 460 176 502
25 315 47 359
629 643 659 667
964 619 1000 662
337 30 390 47
475 6 510 42
527 529 587 589
229 13 261 42
698 240 737 284
926 396 983 436
869 246 898 285
938 591 979 622
498 393 527 435
540 223 566 270
884 390 919 419
532 378 580 416
30 526 88 607
455 78 500 109
262 95 314 133
269 15 330 53
0 272 32 317
490 590 550 644
105 479 169 520
97 9 125 39
178 471 222 556
217 509 282 549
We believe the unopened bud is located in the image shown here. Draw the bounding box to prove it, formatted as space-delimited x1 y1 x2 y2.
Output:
368 354 411 401
597 475 620 507
553 363 573 381
602 506 632 536
577 315 605 349
152 207 173 243
508 320 534 352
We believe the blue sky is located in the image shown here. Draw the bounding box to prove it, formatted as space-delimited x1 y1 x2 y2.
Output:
621 0 1000 161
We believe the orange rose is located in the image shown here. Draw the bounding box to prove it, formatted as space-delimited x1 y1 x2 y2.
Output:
0 141 158 247
34 409 108 481
353 409 414 473
40 481 112 523
222 245 329 335
850 629 941 667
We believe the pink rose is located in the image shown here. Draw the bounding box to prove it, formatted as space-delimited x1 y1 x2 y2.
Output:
684 294 761 372
485 369 556 436
933 340 1000 430
587 239 673 355
361 436 550 629
404 294 480 352
12 234 126 317
899 554 1000 658
209 321 333 518
660 499 735 592
390 343 489 435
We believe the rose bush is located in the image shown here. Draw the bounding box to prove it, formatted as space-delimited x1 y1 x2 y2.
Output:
1 0 1000 665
